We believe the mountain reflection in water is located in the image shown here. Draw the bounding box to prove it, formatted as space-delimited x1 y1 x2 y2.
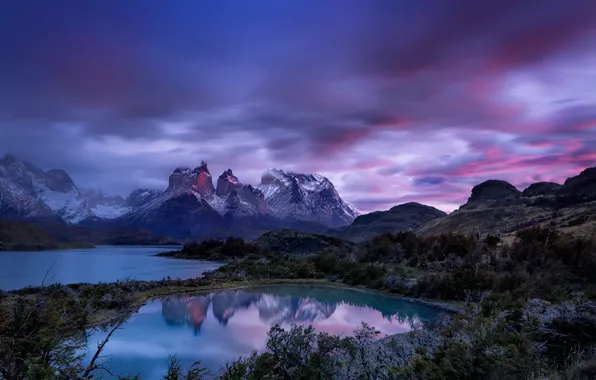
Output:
160 286 429 334
84 285 441 379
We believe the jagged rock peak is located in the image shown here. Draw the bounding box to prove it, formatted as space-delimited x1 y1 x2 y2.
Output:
216 168 242 197
469 180 520 201
168 161 215 197
194 161 210 174
219 168 234 178
219 169 239 183
172 161 210 175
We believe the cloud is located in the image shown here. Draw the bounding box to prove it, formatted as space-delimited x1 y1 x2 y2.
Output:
1 0 595 212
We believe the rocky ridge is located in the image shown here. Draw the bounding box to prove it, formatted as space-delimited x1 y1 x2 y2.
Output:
0 154 133 223
257 169 359 227
118 163 358 239
1 155 358 240
418 166 596 237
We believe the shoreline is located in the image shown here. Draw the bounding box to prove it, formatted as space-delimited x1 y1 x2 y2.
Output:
84 278 462 329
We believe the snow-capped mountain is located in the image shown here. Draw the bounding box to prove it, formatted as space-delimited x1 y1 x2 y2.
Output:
124 162 273 218
257 169 360 227
1 154 360 238
117 162 358 238
0 154 132 223
118 163 274 237
0 155 55 220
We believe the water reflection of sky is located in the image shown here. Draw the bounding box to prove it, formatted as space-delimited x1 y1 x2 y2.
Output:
84 287 440 379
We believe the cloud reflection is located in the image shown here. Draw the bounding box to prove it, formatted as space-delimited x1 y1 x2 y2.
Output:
85 287 440 378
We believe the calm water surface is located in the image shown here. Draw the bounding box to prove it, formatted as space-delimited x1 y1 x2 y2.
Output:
0 245 222 290
85 285 442 379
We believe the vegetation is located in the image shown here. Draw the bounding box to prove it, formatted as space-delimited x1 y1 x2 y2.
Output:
252 229 353 256
197 225 596 378
158 237 258 260
0 221 90 251
2 224 596 378
159 229 353 260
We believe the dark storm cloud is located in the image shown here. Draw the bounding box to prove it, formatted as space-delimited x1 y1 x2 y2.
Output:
1 0 595 210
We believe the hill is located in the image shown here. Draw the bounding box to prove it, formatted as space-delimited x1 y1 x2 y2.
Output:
332 202 446 242
253 229 354 256
160 229 355 260
418 166 596 238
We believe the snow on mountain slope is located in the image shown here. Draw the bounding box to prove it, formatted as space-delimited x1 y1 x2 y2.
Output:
81 189 131 219
121 163 270 222
257 168 360 227
35 183 91 223
0 154 62 219
1 154 359 231
90 203 131 219
0 176 55 219
0 154 132 223
120 164 358 231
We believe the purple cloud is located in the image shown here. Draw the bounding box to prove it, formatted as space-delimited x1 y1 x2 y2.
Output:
0 0 595 213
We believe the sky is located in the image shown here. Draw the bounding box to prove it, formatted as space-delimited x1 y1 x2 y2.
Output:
1 0 596 213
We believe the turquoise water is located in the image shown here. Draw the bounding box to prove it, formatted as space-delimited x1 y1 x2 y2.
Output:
0 245 221 290
84 285 441 379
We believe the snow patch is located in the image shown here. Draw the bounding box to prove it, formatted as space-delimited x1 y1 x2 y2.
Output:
91 204 132 219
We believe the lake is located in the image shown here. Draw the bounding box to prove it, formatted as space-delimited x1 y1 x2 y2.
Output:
0 245 222 290
84 285 442 379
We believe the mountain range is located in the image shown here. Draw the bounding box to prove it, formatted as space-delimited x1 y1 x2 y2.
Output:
0 154 134 223
0 154 359 240
1 153 595 244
